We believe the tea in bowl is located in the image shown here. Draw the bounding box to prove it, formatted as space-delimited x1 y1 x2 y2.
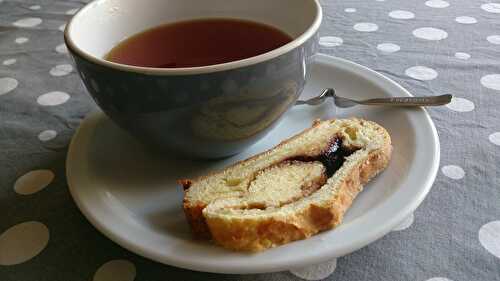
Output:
65 0 322 158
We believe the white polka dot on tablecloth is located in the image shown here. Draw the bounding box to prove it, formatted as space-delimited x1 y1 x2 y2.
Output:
15 37 29 44
14 169 54 195
489 132 500 145
454 52 470 60
55 43 68 54
455 16 477 24
38 130 57 142
353 22 378 32
389 10 415 19
413 27 448 40
50 64 73 76
425 0 450 8
446 97 475 112
479 221 500 259
66 8 79 15
405 66 438 81
393 213 414 231
487 35 500 44
377 43 400 53
319 36 343 47
0 77 18 96
441 165 465 180
29 5 40 10
481 74 500 91
481 3 500 13
290 258 337 280
344 8 356 13
0 221 49 265
58 23 66 32
13 17 42 28
2 58 16 65
37 91 70 106
426 278 454 281
93 260 136 281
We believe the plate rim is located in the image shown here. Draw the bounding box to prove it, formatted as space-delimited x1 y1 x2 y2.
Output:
67 54 440 274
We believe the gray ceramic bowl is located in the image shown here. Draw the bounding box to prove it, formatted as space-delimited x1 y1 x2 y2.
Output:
65 0 322 158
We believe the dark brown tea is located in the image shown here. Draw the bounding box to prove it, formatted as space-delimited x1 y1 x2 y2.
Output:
105 18 293 68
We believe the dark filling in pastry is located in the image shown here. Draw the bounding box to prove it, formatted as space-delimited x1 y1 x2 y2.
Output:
288 138 359 177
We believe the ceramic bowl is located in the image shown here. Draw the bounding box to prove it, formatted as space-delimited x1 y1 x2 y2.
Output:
65 0 322 158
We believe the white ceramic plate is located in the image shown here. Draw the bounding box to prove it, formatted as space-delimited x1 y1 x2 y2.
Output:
67 54 439 274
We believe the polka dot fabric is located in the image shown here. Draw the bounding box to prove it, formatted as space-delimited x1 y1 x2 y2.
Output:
1 0 500 281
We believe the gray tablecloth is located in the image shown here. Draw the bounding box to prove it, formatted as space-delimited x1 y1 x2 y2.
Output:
1 0 500 280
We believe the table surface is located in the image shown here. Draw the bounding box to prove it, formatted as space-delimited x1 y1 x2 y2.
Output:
1 0 500 280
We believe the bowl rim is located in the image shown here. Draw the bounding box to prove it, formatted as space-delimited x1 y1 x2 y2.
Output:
64 0 322 76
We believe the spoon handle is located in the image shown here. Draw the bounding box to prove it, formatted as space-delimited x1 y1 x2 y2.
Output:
359 94 452 106
295 89 332 106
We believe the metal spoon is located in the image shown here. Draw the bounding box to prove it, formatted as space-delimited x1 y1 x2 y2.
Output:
296 88 452 108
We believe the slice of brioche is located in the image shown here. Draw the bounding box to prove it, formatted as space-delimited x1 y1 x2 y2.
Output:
181 118 392 251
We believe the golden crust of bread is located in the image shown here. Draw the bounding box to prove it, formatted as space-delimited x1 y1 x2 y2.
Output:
181 118 392 251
